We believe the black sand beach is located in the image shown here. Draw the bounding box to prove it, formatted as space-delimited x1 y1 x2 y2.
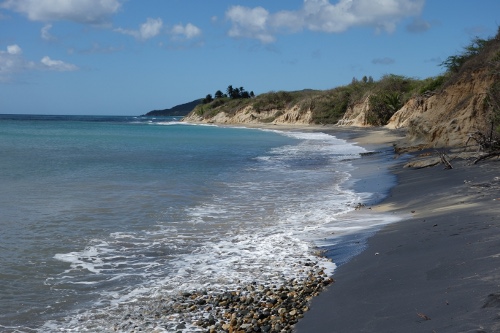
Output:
295 135 500 333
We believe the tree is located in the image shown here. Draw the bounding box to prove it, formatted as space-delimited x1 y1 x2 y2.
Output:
209 85 254 100
231 87 240 99
441 36 488 73
214 90 224 99
441 55 466 73
203 94 213 104
226 85 234 98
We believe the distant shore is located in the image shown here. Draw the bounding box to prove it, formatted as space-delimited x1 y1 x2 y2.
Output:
294 127 500 332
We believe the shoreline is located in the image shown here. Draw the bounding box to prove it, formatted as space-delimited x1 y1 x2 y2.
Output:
293 128 500 332
179 121 500 332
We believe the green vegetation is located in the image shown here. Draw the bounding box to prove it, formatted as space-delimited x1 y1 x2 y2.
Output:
440 37 488 73
417 75 446 95
253 91 295 112
307 87 357 124
365 74 425 125
193 74 447 125
202 85 255 104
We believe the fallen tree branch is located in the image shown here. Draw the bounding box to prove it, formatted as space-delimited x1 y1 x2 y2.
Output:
466 129 499 152
473 151 500 164
437 151 453 169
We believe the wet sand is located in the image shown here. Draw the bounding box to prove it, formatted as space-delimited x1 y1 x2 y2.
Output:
295 139 500 332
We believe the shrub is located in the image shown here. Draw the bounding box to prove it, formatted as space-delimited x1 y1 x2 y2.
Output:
365 92 401 126
441 37 488 73
417 75 446 94
310 88 351 124
253 91 294 112
362 75 417 125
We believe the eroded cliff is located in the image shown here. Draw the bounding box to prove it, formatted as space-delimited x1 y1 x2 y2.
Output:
386 68 497 148
184 32 500 149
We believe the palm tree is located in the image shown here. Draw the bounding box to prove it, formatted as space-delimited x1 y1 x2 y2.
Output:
226 85 234 98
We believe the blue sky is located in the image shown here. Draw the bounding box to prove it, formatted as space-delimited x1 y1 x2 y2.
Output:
0 0 499 115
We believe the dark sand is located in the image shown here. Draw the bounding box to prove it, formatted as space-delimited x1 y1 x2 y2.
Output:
295 134 500 332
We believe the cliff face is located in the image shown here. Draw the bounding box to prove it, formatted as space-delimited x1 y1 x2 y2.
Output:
183 106 313 125
336 96 371 127
386 68 495 147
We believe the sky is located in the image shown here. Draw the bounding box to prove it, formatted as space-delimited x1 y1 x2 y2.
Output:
0 0 499 116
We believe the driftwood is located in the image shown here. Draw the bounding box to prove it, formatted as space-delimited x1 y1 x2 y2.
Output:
466 126 500 164
416 311 431 321
437 151 453 169
466 129 499 152
473 151 500 164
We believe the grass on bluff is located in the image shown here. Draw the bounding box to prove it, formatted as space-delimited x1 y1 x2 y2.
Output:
193 74 448 126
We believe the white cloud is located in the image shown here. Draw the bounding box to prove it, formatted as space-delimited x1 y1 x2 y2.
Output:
0 44 34 81
226 6 275 43
170 23 202 40
40 56 78 71
115 18 163 40
7 44 22 55
1 0 121 24
226 0 425 43
41 23 54 40
139 18 163 39
0 44 78 82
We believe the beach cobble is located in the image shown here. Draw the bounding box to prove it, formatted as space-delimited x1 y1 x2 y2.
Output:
113 261 333 333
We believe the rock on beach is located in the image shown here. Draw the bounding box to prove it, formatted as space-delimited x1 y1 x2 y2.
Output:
114 263 333 333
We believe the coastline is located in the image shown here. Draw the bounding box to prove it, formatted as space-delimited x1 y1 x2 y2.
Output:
294 128 500 332
178 122 500 332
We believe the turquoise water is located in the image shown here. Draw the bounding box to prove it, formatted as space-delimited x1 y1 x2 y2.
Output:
0 115 397 332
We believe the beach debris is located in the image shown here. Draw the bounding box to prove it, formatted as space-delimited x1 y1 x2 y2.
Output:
438 150 453 169
466 130 499 153
473 150 500 164
403 157 440 169
416 311 431 321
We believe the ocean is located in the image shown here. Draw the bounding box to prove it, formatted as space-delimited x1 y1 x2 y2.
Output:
0 114 399 332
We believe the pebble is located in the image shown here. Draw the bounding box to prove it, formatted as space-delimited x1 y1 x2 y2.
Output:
110 264 334 333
